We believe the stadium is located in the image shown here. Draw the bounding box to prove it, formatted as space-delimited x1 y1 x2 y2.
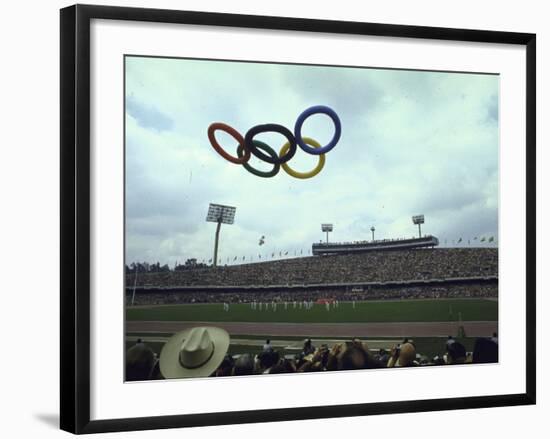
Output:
124 59 500 380
125 235 498 379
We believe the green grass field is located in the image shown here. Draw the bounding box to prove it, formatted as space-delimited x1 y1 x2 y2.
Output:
126 298 497 323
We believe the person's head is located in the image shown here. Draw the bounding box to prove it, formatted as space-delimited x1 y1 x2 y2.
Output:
216 354 235 377
233 353 256 376
126 343 156 381
269 360 293 374
268 365 283 374
446 341 467 364
315 344 330 367
338 345 369 370
294 353 306 368
472 338 498 363
418 355 431 365
297 359 314 372
397 342 416 367
280 358 296 373
159 326 230 379
258 350 280 370
266 339 270 344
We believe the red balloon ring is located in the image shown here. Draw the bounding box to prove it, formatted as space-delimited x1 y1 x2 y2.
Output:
207 122 250 164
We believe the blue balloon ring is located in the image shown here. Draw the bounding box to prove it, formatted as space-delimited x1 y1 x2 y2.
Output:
294 105 341 155
245 123 297 165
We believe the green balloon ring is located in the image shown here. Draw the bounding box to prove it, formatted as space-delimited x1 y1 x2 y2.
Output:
237 140 280 178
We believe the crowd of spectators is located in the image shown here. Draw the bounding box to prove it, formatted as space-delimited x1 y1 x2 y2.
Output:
127 282 497 306
126 329 499 381
127 248 497 289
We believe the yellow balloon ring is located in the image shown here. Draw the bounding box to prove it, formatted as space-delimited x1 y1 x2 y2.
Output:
279 137 326 179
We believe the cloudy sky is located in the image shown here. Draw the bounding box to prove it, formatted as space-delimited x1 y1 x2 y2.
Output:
125 56 499 266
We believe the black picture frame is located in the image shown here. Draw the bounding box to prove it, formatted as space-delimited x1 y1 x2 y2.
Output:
60 4 536 434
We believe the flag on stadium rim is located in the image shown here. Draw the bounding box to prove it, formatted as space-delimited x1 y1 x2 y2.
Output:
457 238 462 243
234 256 237 261
481 237 486 242
208 258 212 263
489 236 494 242
284 251 288 255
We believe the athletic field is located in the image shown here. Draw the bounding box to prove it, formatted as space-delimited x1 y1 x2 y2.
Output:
126 298 497 356
126 298 498 324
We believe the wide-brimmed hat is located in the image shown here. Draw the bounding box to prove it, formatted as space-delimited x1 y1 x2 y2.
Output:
160 327 230 379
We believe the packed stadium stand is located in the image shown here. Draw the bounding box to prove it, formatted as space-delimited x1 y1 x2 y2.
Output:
312 235 439 255
125 248 498 305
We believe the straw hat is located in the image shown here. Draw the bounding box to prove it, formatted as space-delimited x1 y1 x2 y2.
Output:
160 327 230 379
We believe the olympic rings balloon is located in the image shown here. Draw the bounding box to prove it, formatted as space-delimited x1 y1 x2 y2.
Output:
207 122 250 164
244 124 297 165
237 140 280 178
279 137 326 179
294 105 341 155
207 105 341 179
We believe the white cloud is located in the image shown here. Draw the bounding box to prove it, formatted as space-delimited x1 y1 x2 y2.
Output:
125 57 499 264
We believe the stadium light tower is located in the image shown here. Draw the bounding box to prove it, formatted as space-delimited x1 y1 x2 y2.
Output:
412 214 425 238
370 226 375 241
321 223 333 244
206 203 236 267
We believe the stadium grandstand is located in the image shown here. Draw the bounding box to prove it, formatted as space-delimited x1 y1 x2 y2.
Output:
312 235 439 255
125 244 499 379
125 248 497 306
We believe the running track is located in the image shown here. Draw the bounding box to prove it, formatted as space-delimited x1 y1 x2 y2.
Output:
126 320 497 338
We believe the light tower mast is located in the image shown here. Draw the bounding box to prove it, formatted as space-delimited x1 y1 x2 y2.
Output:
206 203 236 267
412 214 425 238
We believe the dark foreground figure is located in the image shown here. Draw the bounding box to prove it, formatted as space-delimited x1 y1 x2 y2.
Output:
125 327 499 381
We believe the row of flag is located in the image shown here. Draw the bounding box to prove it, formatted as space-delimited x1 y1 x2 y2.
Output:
172 236 497 267
193 249 312 265
444 236 496 245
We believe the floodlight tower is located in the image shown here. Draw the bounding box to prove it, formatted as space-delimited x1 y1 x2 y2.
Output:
370 226 375 241
321 224 333 244
412 214 425 238
206 203 236 267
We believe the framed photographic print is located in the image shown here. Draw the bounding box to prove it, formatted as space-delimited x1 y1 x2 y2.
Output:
60 4 536 434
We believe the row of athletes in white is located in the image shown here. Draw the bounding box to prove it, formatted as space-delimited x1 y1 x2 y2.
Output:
222 300 358 311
